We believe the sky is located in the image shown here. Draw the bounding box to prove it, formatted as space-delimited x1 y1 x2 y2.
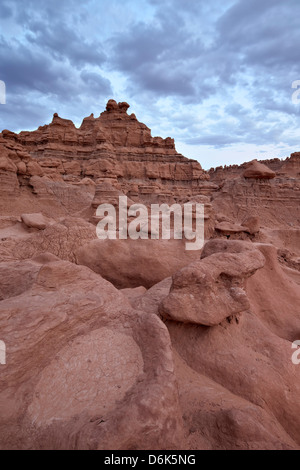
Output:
0 0 300 169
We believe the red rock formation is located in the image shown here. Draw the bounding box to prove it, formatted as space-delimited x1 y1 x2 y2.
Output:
0 257 183 449
0 100 300 451
243 160 276 179
0 100 208 205
159 240 265 325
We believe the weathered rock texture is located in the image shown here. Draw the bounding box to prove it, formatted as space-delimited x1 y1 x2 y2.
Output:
0 100 299 450
159 240 265 325
0 100 208 207
0 258 183 449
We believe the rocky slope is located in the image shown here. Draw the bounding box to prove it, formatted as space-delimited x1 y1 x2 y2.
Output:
0 100 299 450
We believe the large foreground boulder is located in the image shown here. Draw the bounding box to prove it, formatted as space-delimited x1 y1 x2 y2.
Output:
159 239 265 326
0 257 183 450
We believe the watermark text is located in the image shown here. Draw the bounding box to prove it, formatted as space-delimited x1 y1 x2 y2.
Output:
0 80 6 105
0 340 6 365
96 197 205 251
292 80 300 104
291 340 300 365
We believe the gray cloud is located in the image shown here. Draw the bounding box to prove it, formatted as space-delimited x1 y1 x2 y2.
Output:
25 20 106 68
0 2 13 18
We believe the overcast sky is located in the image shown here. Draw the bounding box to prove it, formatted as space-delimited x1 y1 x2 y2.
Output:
0 0 299 169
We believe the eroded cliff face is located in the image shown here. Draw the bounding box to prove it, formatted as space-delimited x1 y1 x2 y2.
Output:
0 99 208 206
209 152 300 180
0 100 299 450
207 156 300 273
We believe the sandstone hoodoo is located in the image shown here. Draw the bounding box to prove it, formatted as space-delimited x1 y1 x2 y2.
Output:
0 100 300 451
243 159 276 179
